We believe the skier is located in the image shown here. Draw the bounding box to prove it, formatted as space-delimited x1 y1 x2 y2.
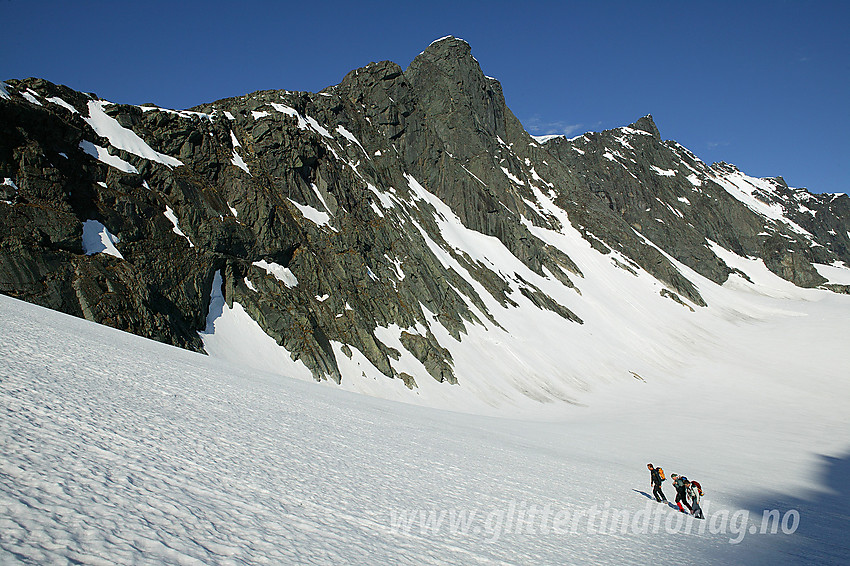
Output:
670 474 692 514
686 479 704 519
647 463 667 502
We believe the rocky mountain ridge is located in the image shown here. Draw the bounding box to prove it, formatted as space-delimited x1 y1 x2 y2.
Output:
2 37 848 396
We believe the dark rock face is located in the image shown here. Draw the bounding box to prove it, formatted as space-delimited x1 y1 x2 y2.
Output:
1 37 848 387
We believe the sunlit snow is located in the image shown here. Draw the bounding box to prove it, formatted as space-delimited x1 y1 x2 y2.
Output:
163 206 194 247
79 141 139 173
2 264 849 563
813 263 850 285
651 165 677 177
289 199 333 229
710 167 812 237
336 125 369 156
253 260 298 288
22 89 42 105
530 134 564 143
45 96 78 113
269 103 332 138
84 101 183 168
2 74 850 564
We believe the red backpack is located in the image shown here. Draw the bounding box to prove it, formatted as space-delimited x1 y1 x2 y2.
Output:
691 480 703 496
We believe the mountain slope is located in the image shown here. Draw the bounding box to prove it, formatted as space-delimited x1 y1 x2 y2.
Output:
1 37 848 402
543 116 848 287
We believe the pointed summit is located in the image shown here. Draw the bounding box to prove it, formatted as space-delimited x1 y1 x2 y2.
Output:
403 35 506 145
630 114 661 139
416 36 472 60
407 36 482 82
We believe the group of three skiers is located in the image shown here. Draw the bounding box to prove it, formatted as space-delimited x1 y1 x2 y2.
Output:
647 463 704 519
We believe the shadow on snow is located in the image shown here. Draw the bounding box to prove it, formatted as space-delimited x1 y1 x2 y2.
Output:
706 452 850 565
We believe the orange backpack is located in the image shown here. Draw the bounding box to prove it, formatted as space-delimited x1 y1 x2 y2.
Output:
657 467 666 480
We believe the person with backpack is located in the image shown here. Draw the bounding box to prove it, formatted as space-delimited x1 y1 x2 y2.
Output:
671 474 693 513
686 479 704 519
647 463 667 502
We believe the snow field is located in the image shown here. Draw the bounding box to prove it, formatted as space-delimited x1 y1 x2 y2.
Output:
2 282 848 563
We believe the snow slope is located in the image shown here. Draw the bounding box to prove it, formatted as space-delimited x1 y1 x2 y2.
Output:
2 273 849 563
199 159 850 419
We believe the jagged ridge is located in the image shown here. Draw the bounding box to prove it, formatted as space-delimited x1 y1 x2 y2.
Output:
1 37 848 395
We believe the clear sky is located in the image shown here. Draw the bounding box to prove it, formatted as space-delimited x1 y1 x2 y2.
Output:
3 0 847 194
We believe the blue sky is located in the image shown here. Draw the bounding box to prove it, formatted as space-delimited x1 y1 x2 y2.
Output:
3 0 847 193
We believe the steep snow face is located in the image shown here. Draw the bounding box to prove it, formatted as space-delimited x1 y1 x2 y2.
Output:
45 95 78 113
531 134 565 143
79 140 139 173
162 206 194 247
288 199 333 229
709 165 812 236
230 149 250 174
252 260 298 288
229 131 251 175
84 101 183 168
267 102 333 138
2 290 849 564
